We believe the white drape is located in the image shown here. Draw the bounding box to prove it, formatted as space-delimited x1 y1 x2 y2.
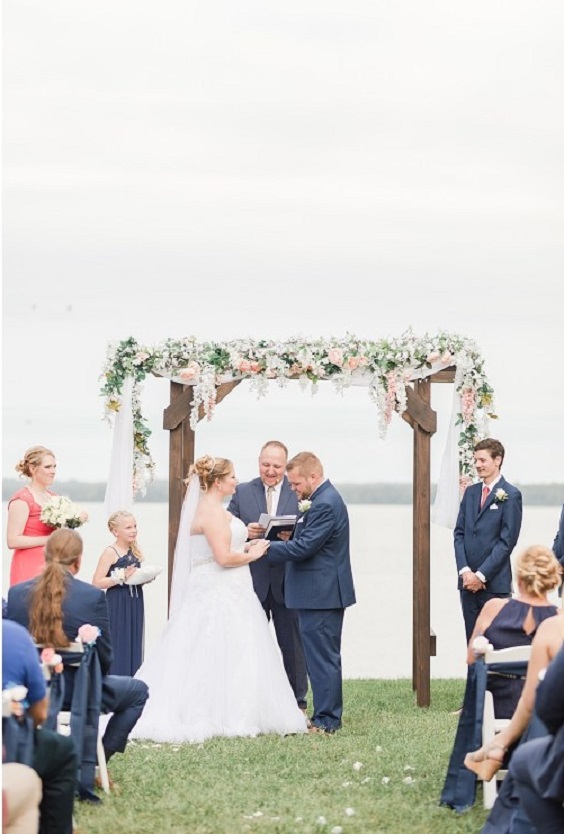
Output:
432 385 461 529
103 376 134 517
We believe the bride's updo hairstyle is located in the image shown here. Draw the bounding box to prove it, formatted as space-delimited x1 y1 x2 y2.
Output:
188 455 233 492
29 528 83 647
15 445 55 478
515 544 561 597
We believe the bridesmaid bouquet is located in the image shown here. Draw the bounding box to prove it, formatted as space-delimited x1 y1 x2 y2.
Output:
40 495 88 529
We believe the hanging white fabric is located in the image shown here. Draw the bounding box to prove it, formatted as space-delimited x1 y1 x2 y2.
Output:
432 385 461 529
104 376 134 517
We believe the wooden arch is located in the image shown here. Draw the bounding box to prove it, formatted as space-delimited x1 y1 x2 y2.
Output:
162 367 456 707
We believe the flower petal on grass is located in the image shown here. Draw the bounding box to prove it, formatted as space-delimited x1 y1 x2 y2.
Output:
316 816 327 825
403 776 416 785
382 777 390 785
345 807 356 816
360 777 371 784
331 827 344 834
341 781 352 787
352 761 363 771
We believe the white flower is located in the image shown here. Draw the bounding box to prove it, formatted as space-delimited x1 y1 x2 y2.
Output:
345 807 356 816
403 776 416 785
316 816 326 825
375 745 382 752
472 635 494 655
342 781 352 787
40 496 87 530
382 777 390 785
495 488 508 502
352 761 363 771
111 567 126 586
331 828 344 834
298 499 312 513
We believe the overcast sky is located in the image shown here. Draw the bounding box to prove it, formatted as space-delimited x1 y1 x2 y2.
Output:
2 0 562 487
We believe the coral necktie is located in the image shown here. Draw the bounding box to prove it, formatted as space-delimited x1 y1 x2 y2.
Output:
480 486 490 509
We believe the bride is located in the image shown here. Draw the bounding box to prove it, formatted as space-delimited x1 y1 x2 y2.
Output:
131 455 308 742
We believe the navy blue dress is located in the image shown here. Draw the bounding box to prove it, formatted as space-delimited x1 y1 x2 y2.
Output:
105 547 144 676
483 599 557 719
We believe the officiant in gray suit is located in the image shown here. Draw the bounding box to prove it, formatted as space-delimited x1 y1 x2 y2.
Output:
228 440 308 712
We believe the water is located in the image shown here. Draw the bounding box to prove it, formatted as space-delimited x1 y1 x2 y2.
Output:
2 503 560 679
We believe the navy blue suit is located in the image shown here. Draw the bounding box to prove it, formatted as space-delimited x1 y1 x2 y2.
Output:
510 645 564 833
228 476 308 708
7 575 149 757
267 480 356 732
454 476 522 640
552 503 564 597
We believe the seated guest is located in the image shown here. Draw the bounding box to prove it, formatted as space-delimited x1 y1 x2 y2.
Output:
466 544 560 718
2 762 42 834
3 618 76 834
510 643 564 834
7 528 149 780
464 605 564 833
440 545 560 812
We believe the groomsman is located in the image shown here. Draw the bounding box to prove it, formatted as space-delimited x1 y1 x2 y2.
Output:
265 451 356 735
551 503 564 596
228 440 308 713
454 438 522 642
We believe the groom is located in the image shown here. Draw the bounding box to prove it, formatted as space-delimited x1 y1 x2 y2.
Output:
265 451 356 734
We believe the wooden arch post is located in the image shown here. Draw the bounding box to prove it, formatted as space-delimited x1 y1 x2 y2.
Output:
162 379 242 610
402 368 455 706
162 368 456 706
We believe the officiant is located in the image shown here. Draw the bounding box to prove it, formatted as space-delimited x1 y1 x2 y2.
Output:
228 440 308 714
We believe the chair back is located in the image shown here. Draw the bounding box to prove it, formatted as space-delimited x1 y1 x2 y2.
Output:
480 644 532 809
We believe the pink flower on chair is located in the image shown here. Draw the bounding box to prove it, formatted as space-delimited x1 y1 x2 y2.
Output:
40 648 64 673
77 624 101 646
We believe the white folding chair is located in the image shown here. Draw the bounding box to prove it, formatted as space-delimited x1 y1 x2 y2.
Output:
480 645 531 809
37 641 110 794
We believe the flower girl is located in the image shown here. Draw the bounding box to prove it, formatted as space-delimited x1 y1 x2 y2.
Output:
92 511 145 675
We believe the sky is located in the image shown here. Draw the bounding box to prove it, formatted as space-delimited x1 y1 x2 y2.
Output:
2 0 563 488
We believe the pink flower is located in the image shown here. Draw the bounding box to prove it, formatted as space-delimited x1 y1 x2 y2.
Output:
328 348 344 367
347 356 360 370
249 361 261 373
78 624 101 645
41 648 55 664
358 355 369 366
178 361 200 382
237 359 251 373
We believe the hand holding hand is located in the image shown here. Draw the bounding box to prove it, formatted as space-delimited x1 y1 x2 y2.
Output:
463 571 485 593
247 539 269 561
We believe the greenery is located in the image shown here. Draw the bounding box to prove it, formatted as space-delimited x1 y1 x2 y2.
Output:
3 479 563 506
76 679 489 834
100 331 496 493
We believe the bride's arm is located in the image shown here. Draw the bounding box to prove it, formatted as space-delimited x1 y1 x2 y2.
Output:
204 511 268 567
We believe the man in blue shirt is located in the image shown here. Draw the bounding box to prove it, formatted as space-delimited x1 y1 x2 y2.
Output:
2 619 77 834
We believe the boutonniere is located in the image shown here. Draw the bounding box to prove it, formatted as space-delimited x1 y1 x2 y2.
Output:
298 499 312 514
494 489 508 503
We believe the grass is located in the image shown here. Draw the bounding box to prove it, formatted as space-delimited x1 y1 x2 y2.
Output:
76 679 490 834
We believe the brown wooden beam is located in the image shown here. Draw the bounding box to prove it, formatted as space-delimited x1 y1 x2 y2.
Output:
411 377 435 707
430 367 456 383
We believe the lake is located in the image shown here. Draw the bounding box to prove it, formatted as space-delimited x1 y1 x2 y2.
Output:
2 503 561 679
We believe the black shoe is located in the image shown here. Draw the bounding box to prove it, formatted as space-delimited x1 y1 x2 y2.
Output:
76 785 102 804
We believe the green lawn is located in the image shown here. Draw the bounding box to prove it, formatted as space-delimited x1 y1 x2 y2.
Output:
76 679 489 834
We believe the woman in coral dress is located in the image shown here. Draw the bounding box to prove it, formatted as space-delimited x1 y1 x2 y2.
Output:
7 446 58 585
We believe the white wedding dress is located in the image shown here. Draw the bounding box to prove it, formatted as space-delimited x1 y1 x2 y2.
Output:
131 516 308 743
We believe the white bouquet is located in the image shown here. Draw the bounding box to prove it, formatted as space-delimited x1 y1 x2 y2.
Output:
110 567 126 586
40 495 88 529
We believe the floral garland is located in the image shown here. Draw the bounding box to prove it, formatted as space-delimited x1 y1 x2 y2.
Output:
100 331 495 496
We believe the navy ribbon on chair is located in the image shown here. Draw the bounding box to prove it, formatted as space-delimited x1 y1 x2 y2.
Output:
440 657 528 813
2 713 36 767
61 644 102 793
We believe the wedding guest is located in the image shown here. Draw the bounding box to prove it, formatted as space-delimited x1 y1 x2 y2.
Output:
440 545 560 812
7 446 58 586
2 618 77 834
466 545 560 717
454 438 523 642
2 762 42 834
6 528 149 777
131 455 307 743
228 440 308 714
464 603 564 833
92 511 145 676
510 643 564 834
264 451 356 735
551 502 564 596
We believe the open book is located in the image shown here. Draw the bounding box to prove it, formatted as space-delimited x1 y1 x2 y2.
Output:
258 513 297 541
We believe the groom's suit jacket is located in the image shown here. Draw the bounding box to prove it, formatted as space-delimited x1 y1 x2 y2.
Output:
453 475 522 594
266 480 356 610
228 476 298 603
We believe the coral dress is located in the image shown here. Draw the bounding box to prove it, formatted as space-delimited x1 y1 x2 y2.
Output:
8 487 57 586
